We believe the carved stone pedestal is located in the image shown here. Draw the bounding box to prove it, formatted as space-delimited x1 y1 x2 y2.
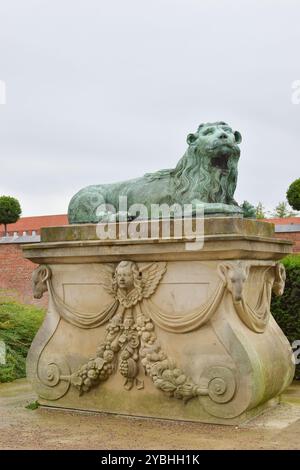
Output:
23 218 295 424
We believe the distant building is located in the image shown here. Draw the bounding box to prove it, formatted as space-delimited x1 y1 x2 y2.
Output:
0 214 68 239
263 217 300 253
0 214 68 306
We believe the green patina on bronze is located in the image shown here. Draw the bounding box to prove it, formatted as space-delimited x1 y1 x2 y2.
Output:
68 122 243 224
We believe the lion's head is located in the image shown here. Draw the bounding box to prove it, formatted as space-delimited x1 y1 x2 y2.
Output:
172 122 242 205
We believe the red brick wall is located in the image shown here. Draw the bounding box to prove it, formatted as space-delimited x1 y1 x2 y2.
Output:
0 214 68 237
274 232 300 253
263 218 300 253
0 243 48 308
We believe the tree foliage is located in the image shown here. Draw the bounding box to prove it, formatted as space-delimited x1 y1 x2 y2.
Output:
287 178 300 211
271 255 300 379
256 202 267 219
0 196 22 235
271 201 296 218
241 201 256 218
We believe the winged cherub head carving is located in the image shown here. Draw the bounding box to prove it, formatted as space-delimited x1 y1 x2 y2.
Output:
113 261 142 293
109 261 166 309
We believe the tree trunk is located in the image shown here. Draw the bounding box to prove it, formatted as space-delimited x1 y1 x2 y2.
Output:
4 223 7 236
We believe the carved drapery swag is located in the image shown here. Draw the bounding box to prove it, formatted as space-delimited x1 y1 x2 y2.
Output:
41 261 284 334
46 268 226 334
47 281 119 328
218 261 286 333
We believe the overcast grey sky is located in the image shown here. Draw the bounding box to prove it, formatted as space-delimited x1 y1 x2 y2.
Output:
0 0 299 217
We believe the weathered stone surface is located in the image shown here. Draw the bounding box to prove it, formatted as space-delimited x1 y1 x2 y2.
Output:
24 218 294 424
39 217 275 243
23 218 292 265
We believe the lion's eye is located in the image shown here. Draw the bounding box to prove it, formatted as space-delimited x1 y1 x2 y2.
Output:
203 128 214 135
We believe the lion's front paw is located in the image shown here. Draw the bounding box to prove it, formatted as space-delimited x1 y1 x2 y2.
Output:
97 211 135 223
203 203 243 215
96 211 115 223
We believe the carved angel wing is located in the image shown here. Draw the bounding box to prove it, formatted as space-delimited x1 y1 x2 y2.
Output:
140 262 167 299
98 263 116 297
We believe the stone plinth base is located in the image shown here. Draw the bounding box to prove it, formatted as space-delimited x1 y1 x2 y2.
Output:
23 218 294 424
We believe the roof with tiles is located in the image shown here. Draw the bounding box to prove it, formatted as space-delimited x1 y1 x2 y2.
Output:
1 214 300 237
0 214 68 236
263 217 300 225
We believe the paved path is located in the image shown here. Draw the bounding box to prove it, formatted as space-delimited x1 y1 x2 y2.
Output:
0 379 300 450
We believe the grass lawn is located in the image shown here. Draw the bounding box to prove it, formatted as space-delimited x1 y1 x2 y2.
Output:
0 299 45 383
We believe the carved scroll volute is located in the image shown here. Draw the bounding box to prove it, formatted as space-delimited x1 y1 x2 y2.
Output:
35 354 71 400
32 265 52 299
273 263 286 296
218 261 249 302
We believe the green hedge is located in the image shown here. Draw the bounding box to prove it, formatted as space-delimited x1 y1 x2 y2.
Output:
0 300 45 382
271 254 300 379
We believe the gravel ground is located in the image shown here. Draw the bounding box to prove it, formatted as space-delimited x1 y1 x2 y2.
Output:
0 379 300 450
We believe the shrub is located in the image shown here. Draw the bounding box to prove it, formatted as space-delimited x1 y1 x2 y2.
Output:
241 201 256 218
0 195 22 235
287 178 300 211
271 254 300 379
0 301 45 382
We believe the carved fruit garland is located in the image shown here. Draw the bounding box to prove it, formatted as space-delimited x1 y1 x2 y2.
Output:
69 261 200 401
70 319 119 394
138 312 202 402
71 307 202 402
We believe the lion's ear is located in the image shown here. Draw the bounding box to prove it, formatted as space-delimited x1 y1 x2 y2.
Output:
187 133 198 145
234 131 242 144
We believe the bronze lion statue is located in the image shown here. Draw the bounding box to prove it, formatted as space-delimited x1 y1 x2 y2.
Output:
68 121 243 223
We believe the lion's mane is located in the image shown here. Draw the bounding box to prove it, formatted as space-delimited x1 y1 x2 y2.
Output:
145 122 239 205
